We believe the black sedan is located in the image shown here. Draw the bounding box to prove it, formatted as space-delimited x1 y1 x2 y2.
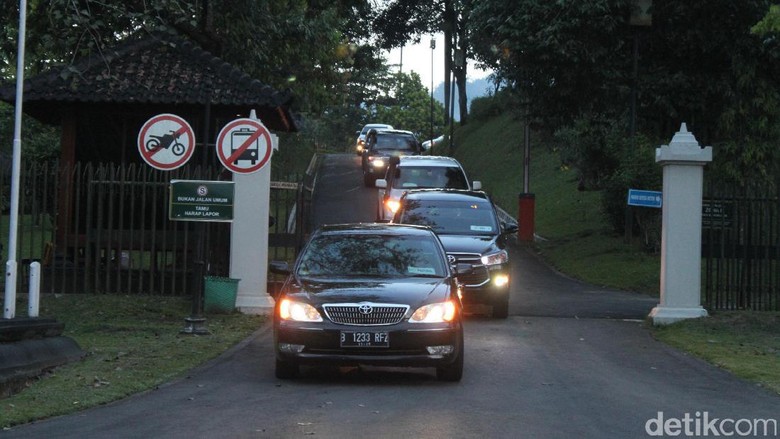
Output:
391 189 518 318
269 223 465 381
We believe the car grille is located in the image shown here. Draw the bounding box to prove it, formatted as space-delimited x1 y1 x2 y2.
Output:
449 253 490 287
323 303 410 326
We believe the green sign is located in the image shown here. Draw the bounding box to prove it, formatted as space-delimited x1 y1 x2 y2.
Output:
169 180 234 222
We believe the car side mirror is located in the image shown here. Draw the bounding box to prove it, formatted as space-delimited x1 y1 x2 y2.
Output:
355 130 360 136
376 179 387 189
269 260 291 275
472 181 482 191
502 223 519 235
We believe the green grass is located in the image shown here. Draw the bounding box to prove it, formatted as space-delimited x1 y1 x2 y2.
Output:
653 312 780 393
1 294 264 428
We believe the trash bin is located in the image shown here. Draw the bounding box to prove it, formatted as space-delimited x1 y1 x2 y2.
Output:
204 276 240 313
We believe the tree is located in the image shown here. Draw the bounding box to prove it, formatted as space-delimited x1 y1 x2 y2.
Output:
372 0 476 125
374 72 446 141
469 0 633 126
752 4 780 34
1 0 395 160
0 0 372 116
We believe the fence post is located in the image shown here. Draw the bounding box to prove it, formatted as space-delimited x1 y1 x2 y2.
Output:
28 261 40 317
649 123 712 325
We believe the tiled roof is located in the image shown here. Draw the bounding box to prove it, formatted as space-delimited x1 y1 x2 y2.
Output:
0 32 297 131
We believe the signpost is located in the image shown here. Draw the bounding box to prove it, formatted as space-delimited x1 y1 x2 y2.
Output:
137 114 196 170
215 118 272 174
627 189 662 208
169 180 234 335
169 180 235 222
702 200 733 228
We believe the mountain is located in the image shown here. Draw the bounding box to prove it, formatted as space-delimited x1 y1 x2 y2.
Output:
432 77 494 121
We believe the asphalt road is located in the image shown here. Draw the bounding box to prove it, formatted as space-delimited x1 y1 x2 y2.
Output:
4 153 779 438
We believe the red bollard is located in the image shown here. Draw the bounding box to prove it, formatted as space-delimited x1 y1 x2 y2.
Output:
518 193 535 242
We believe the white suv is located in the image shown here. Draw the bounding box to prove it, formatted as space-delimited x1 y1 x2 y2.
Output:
375 156 481 221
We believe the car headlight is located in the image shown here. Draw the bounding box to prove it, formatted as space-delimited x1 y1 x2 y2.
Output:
481 250 509 266
279 299 323 322
385 199 400 213
410 301 458 323
370 158 386 168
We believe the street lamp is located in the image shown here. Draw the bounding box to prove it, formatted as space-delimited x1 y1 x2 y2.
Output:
629 0 652 144
430 37 435 148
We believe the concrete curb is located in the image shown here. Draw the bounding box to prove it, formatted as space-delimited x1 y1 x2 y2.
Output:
1 331 84 397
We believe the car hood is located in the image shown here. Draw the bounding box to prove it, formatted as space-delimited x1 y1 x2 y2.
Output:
437 234 500 255
284 277 451 308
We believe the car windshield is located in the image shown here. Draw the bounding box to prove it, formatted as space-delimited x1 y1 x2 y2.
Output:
393 166 468 189
371 135 418 154
296 234 446 278
398 200 498 235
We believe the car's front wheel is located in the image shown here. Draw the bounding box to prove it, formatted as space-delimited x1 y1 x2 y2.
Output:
363 173 376 187
275 358 299 379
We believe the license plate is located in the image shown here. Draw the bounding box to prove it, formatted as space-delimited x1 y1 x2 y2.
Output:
340 331 390 348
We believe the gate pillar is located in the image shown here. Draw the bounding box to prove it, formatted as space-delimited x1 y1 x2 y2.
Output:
230 111 277 315
649 123 712 325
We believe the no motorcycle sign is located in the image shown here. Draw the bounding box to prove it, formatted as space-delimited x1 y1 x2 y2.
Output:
137 113 196 170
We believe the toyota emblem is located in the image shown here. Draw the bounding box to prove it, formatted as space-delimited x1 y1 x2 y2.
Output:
359 304 373 315
447 255 456 264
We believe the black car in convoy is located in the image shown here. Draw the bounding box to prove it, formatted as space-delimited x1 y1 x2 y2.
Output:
270 223 466 381
354 123 393 155
391 189 518 318
360 129 422 186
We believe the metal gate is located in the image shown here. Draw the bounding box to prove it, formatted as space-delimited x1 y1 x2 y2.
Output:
702 181 780 310
1 160 307 296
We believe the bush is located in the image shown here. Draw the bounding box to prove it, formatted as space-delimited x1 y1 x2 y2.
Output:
470 88 515 121
601 135 662 251
553 113 663 251
554 115 623 190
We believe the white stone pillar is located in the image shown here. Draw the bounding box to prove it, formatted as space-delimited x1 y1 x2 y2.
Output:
231 111 276 315
649 123 712 325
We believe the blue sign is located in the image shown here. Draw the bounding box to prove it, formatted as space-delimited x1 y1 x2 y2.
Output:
627 189 662 208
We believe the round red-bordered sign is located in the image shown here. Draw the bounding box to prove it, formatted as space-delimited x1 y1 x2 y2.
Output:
137 114 196 171
215 118 272 174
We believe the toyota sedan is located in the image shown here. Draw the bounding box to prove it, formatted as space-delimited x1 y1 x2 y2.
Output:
270 223 465 381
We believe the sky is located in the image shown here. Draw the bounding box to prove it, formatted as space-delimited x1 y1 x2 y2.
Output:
384 33 493 92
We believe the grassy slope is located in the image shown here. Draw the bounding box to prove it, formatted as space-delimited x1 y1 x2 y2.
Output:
450 113 660 295
449 112 780 394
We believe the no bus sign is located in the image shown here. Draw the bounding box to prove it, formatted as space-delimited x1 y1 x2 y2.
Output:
215 118 272 174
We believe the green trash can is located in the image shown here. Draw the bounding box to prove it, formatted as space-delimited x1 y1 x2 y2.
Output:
204 276 240 313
